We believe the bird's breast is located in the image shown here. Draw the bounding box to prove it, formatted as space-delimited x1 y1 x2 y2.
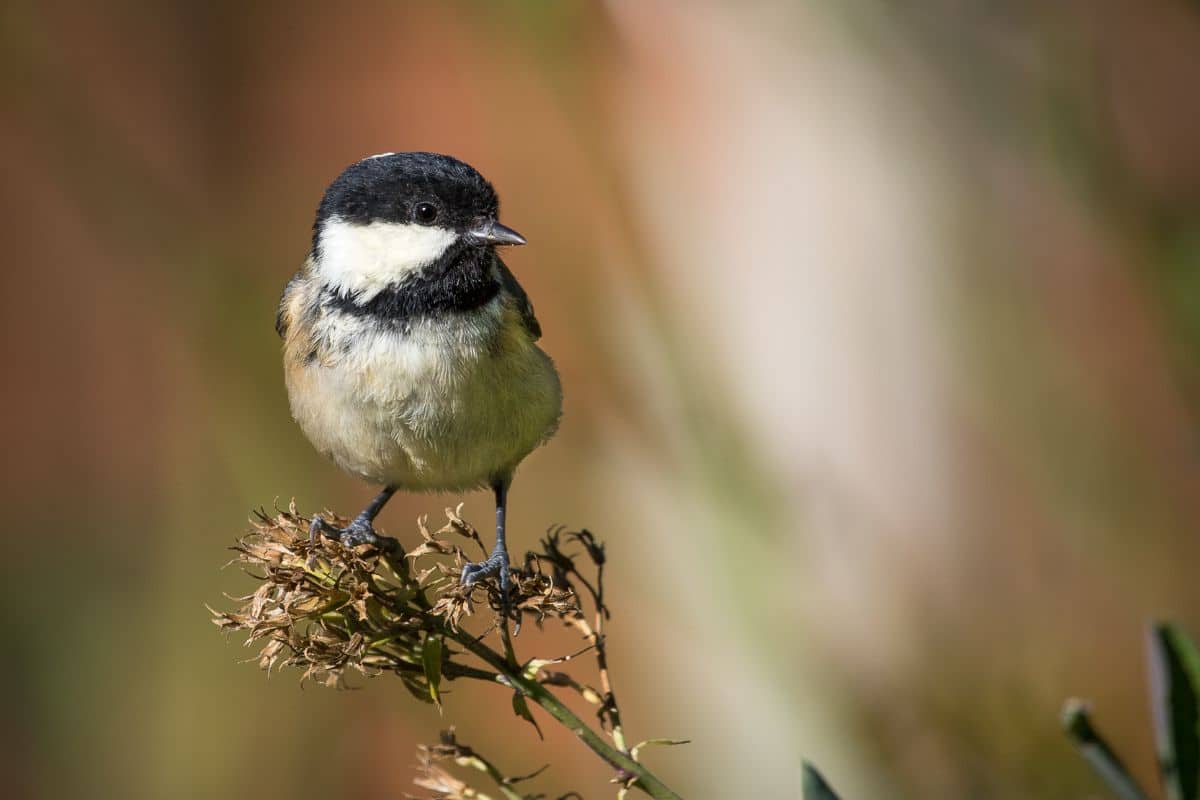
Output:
285 298 562 490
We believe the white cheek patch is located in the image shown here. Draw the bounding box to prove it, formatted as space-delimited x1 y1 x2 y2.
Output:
317 218 458 300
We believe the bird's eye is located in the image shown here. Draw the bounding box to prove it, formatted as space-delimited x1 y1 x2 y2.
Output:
413 202 439 224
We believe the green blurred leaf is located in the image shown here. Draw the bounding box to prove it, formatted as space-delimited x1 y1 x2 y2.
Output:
512 693 543 739
802 761 841 800
1062 698 1151 800
1148 623 1200 800
422 634 443 710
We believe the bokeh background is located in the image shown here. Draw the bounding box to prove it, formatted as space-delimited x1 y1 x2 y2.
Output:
4 1 1200 797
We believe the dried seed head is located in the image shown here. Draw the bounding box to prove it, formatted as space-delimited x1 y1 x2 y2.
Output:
410 728 562 800
213 504 585 687
214 505 660 799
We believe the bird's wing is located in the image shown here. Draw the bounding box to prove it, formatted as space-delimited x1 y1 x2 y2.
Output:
496 255 542 340
275 269 306 338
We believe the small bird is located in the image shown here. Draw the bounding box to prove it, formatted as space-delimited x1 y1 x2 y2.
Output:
276 152 562 600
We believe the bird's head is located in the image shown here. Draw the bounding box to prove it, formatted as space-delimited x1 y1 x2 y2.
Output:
310 152 525 299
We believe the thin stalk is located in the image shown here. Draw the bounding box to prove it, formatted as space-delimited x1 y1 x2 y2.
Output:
470 762 525 800
449 629 682 800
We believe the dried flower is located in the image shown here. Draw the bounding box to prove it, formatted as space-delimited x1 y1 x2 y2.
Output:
212 502 586 689
213 501 684 799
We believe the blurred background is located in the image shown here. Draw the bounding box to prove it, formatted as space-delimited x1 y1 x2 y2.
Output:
4 0 1200 797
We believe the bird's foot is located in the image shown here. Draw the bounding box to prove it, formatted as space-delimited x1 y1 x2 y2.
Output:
460 545 512 601
309 515 396 550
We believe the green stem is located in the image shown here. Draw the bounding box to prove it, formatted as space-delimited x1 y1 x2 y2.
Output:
468 756 525 800
449 630 682 800
382 653 498 683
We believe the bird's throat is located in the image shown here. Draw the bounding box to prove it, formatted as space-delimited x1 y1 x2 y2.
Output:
323 246 500 325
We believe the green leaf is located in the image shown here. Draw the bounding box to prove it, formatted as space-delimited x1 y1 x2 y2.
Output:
511 692 543 739
1062 698 1151 800
802 761 841 800
1148 623 1200 800
422 634 444 710
399 673 434 704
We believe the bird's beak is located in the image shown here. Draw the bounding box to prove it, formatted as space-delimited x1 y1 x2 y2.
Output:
466 219 527 247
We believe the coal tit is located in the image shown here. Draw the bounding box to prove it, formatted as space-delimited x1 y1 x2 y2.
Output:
276 152 562 600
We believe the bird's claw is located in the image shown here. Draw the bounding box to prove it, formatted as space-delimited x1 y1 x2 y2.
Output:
309 515 395 550
460 546 512 600
339 518 380 546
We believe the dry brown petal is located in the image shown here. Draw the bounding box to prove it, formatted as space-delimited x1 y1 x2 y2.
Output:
216 506 594 691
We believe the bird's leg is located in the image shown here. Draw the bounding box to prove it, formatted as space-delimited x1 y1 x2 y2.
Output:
310 486 398 548
460 481 512 607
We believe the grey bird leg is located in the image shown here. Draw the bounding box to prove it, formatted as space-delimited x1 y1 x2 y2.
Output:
460 481 512 609
310 486 398 548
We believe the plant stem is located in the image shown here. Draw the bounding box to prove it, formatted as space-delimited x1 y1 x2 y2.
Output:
468 757 525 800
1062 699 1151 800
448 629 682 800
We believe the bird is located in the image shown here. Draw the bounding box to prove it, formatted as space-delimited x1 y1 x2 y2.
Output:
276 152 562 602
